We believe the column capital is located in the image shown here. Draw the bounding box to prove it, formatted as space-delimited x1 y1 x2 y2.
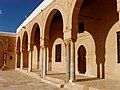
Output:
64 39 76 46
41 45 46 49
30 44 34 51
27 44 34 52
64 39 72 46
40 38 49 48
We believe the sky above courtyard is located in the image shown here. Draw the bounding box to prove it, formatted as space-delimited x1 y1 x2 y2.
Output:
0 0 44 33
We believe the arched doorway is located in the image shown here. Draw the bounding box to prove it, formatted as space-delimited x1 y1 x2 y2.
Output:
44 9 65 74
78 45 86 74
31 23 40 71
72 0 119 78
17 37 21 68
22 31 28 69
0 39 7 69
0 42 4 69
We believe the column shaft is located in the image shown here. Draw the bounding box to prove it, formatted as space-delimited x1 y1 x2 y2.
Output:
66 44 70 82
15 52 18 68
70 42 75 82
41 46 47 79
20 51 23 70
28 50 33 72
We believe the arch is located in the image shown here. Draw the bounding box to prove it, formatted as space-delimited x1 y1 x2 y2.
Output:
72 0 119 78
44 8 64 74
51 38 66 72
44 9 64 45
0 39 7 68
17 36 21 68
22 31 28 48
22 31 28 68
30 23 41 45
30 23 41 70
43 6 66 41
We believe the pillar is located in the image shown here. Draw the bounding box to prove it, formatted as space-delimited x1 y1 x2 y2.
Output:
70 42 75 82
41 46 47 79
15 50 18 68
97 63 100 78
65 41 70 82
102 62 105 79
28 50 33 72
20 51 23 70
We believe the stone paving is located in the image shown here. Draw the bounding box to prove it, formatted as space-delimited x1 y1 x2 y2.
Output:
0 70 68 90
47 73 120 90
0 70 120 90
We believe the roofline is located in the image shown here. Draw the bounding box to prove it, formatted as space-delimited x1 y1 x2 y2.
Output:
0 32 16 37
16 0 54 33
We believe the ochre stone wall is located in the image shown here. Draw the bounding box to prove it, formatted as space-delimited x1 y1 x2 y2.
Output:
0 36 16 69
16 0 120 80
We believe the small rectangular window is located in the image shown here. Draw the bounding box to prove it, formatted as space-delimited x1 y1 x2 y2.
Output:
79 22 84 33
117 32 120 63
10 56 12 60
55 44 61 62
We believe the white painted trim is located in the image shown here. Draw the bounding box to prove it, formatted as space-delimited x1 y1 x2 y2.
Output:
0 32 16 37
16 0 54 33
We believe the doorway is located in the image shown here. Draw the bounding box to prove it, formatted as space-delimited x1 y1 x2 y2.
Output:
78 45 86 74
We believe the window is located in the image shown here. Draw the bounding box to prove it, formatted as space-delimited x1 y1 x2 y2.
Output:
79 22 84 33
10 56 12 60
117 32 120 63
55 44 61 62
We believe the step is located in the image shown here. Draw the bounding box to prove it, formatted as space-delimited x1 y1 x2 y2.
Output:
64 82 100 90
45 76 65 84
41 76 65 88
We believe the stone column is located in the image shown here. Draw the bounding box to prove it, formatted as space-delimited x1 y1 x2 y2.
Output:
65 41 70 82
41 46 47 79
70 42 75 82
15 50 18 68
28 49 33 72
20 51 23 70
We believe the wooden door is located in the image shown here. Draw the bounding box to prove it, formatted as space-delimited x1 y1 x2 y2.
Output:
78 45 86 74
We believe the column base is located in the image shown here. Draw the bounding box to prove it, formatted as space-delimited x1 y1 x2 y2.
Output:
69 79 76 83
1 65 8 71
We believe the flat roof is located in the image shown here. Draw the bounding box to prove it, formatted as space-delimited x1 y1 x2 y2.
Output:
0 32 16 37
16 0 53 33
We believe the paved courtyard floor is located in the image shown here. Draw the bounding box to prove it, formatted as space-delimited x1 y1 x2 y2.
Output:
0 70 67 90
0 69 120 90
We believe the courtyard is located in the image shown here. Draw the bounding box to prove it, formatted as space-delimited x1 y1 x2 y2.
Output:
0 69 120 90
0 70 67 90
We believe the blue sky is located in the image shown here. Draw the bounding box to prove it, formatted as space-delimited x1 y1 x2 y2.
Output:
0 0 43 33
